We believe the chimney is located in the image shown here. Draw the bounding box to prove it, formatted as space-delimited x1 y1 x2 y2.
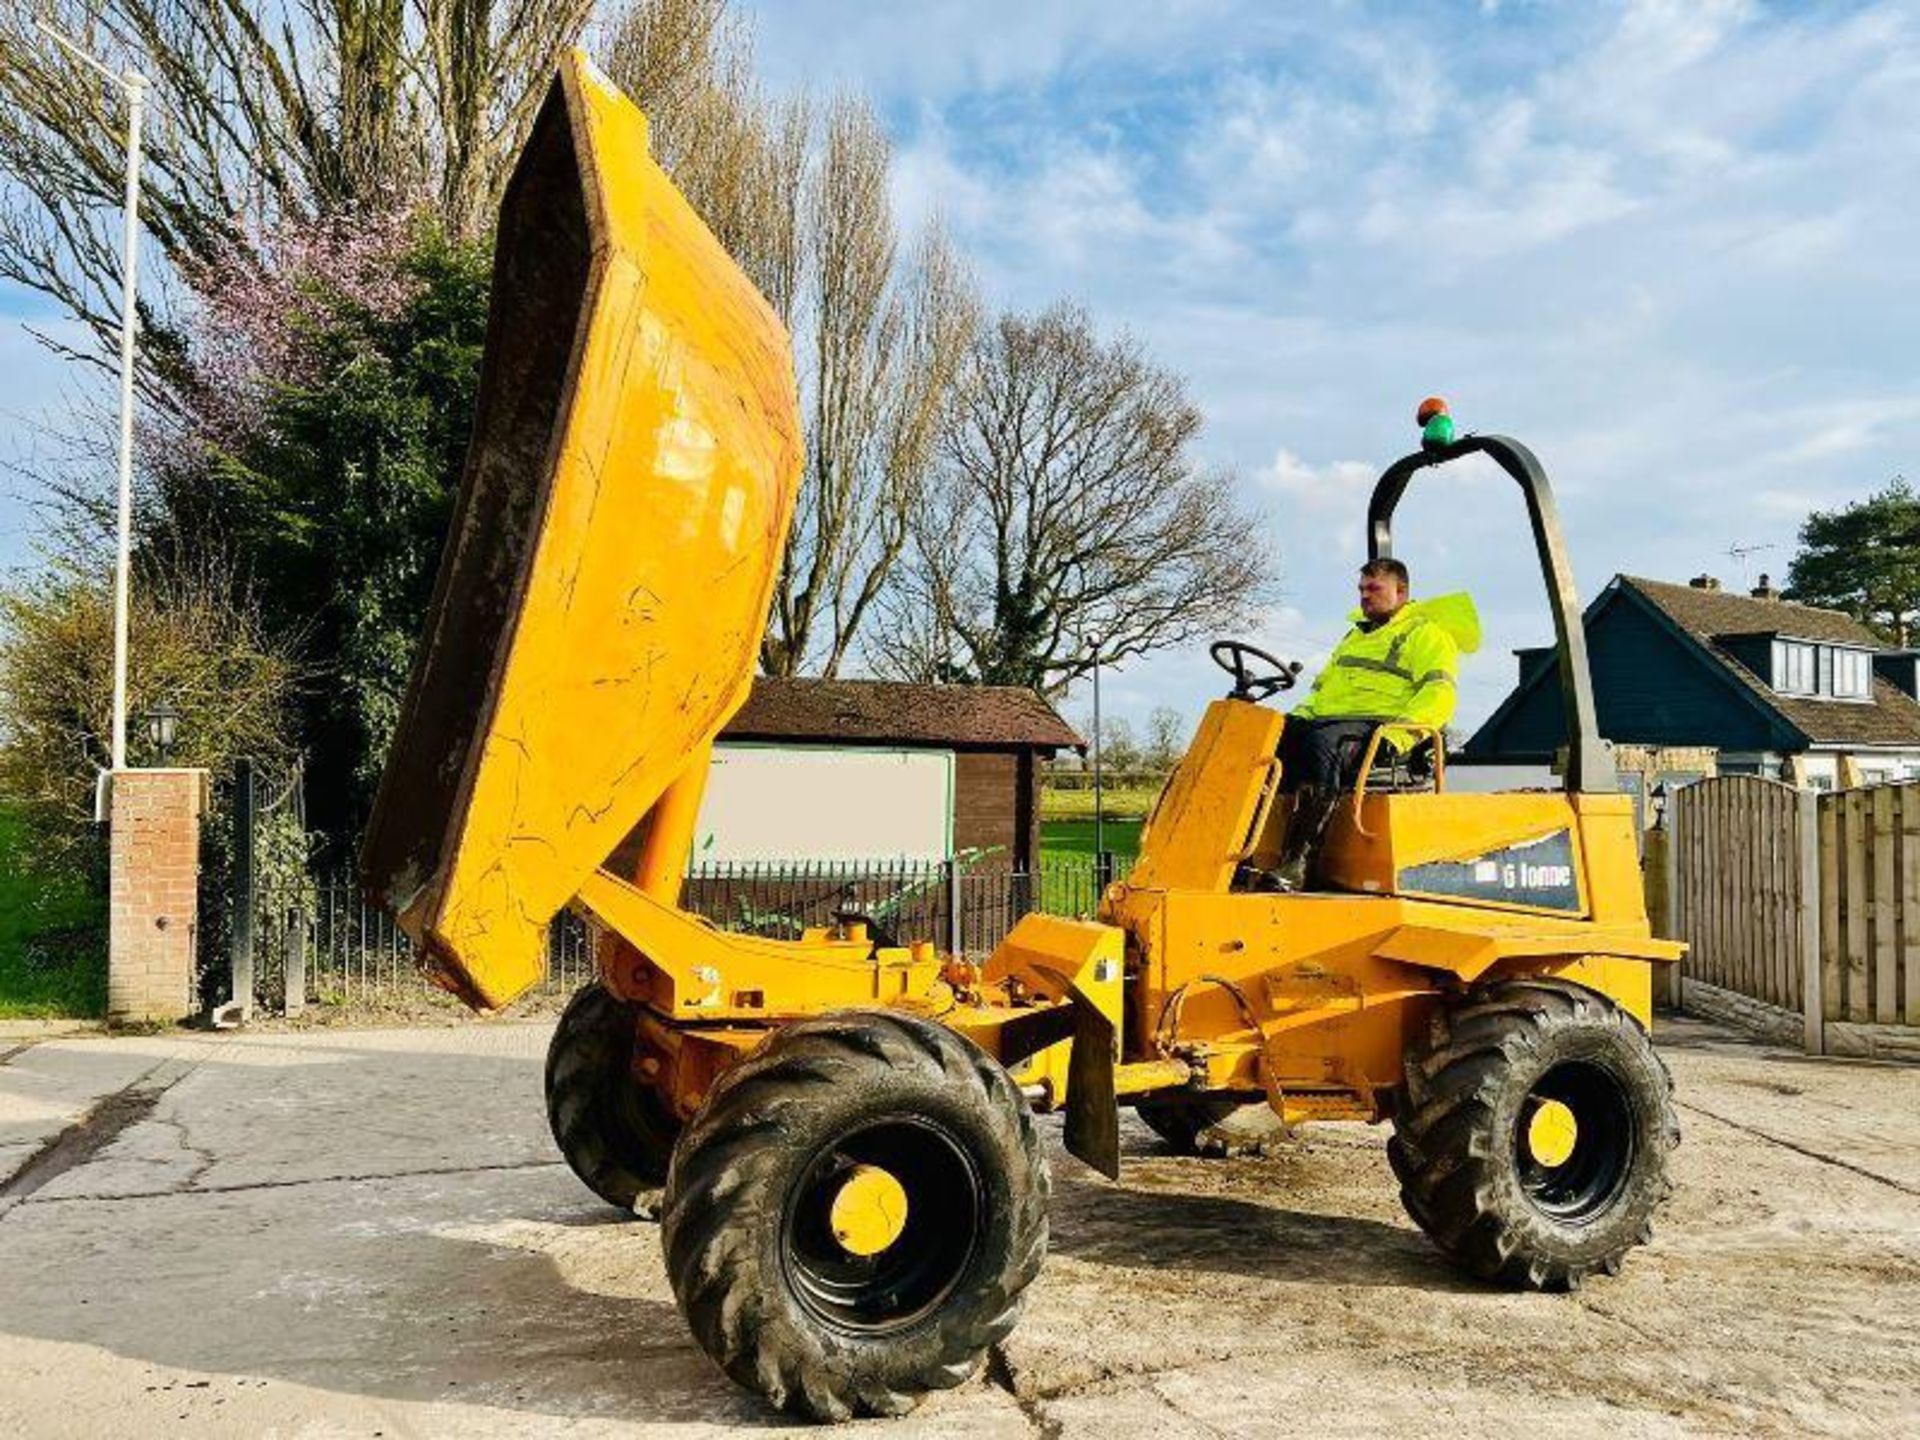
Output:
1689 574 1721 591
1750 573 1781 601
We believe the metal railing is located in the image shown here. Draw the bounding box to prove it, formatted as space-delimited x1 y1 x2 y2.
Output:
244 852 1129 1013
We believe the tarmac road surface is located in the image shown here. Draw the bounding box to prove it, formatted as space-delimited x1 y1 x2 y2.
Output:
0 1014 1915 1437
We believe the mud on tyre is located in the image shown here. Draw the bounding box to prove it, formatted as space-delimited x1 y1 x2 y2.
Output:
545 982 680 1211
1389 977 1679 1290
661 1009 1049 1422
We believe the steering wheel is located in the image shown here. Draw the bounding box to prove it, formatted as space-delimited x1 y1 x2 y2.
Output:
1209 639 1304 702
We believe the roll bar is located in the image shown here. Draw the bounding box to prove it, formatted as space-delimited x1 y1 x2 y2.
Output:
1367 434 1615 794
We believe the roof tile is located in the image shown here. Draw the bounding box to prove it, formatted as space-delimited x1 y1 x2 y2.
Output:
721 678 1084 751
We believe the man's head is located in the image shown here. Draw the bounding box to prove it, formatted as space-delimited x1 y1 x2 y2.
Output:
1357 557 1409 622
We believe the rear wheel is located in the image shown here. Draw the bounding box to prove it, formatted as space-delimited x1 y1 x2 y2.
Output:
662 1010 1048 1422
545 982 680 1211
1136 1096 1290 1156
1389 978 1678 1290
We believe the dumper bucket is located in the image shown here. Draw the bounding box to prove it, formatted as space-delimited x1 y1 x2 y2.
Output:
360 53 802 1010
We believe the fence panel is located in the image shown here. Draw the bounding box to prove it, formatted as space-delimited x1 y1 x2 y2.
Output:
1673 776 1920 1052
1671 775 1805 1013
1816 782 1920 1027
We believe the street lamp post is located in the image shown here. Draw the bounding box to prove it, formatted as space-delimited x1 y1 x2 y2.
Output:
1089 637 1104 870
38 23 146 771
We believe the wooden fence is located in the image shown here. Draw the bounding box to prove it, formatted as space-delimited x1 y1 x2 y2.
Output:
1667 775 1920 1056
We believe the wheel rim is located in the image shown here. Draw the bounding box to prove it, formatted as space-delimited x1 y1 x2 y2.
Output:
781 1116 983 1335
1514 1060 1635 1224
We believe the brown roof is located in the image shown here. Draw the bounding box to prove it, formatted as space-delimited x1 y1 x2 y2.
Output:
721 678 1084 752
1623 577 1920 747
1624 576 1881 647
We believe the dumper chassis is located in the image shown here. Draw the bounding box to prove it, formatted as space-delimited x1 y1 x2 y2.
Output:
365 54 1682 1424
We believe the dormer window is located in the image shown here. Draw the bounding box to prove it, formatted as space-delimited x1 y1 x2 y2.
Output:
1769 638 1872 699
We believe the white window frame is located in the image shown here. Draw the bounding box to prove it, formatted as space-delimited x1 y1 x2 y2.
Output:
1831 647 1871 700
1772 639 1817 696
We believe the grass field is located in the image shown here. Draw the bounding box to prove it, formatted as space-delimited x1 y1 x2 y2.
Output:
0 803 106 1018
1040 782 1161 822
1039 817 1142 864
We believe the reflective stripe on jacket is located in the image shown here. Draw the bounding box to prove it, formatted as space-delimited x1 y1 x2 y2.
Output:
1291 592 1481 744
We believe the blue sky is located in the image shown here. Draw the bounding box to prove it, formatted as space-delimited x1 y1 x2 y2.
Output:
4 0 1916 739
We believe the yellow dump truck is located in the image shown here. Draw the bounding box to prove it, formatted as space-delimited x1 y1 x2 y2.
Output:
366 55 1682 1423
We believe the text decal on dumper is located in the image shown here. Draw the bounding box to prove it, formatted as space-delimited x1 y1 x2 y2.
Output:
1397 829 1582 913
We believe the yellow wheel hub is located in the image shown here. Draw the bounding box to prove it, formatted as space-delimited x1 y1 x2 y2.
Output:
1526 1099 1579 1168
828 1164 910 1257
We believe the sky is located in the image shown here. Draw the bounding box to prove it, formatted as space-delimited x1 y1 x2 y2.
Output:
3 0 1917 741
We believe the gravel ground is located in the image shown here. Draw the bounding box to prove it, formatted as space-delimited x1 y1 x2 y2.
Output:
0 1014 1915 1437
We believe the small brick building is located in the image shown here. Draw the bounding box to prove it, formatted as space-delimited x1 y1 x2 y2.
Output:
715 679 1083 870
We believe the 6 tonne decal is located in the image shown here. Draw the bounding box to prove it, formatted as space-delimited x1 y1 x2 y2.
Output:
1398 830 1583 913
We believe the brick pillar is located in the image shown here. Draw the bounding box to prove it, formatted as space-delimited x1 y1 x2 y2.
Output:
108 769 210 1025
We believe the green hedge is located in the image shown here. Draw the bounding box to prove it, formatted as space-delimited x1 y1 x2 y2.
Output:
0 803 105 1018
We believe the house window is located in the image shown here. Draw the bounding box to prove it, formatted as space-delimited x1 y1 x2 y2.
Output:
1772 640 1816 695
1831 647 1871 699
1771 641 1870 699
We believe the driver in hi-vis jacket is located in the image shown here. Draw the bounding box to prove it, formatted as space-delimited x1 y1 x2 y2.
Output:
1268 557 1480 890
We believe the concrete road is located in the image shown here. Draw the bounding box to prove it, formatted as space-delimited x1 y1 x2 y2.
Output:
0 1016 1915 1437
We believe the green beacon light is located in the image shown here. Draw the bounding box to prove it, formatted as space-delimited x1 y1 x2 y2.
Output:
1417 395 1455 450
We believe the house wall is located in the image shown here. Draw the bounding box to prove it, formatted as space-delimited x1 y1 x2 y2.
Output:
954 749 1038 868
666 741 1041 870
1792 753 1840 790
1831 751 1920 786
1468 590 1795 759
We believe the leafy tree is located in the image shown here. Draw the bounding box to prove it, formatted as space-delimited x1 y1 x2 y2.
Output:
1785 479 1920 645
0 549 298 865
154 217 491 843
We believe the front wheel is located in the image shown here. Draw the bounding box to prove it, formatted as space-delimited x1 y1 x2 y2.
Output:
1388 978 1678 1290
661 1010 1049 1422
545 983 680 1211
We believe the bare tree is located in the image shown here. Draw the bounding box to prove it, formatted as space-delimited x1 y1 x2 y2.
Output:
0 0 593 364
603 0 807 322
757 99 978 677
878 303 1276 695
1144 705 1186 771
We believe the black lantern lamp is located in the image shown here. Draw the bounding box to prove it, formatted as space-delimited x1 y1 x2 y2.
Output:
144 698 180 766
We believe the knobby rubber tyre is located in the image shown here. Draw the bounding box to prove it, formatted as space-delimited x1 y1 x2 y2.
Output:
1136 1097 1290 1156
661 1009 1049 1422
1389 977 1679 1290
545 982 680 1211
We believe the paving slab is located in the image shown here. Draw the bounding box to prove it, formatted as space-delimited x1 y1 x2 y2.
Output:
0 1015 1913 1437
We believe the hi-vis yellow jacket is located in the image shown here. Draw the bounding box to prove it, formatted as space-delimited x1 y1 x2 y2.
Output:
1292 592 1482 744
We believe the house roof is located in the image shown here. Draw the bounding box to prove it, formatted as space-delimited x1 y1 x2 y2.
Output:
1623 576 1880 648
1621 578 1920 749
721 678 1085 752
1467 576 1920 758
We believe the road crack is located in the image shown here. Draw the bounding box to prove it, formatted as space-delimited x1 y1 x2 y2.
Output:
987 1343 1064 1439
16 1156 568 1206
1674 1099 1920 1197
